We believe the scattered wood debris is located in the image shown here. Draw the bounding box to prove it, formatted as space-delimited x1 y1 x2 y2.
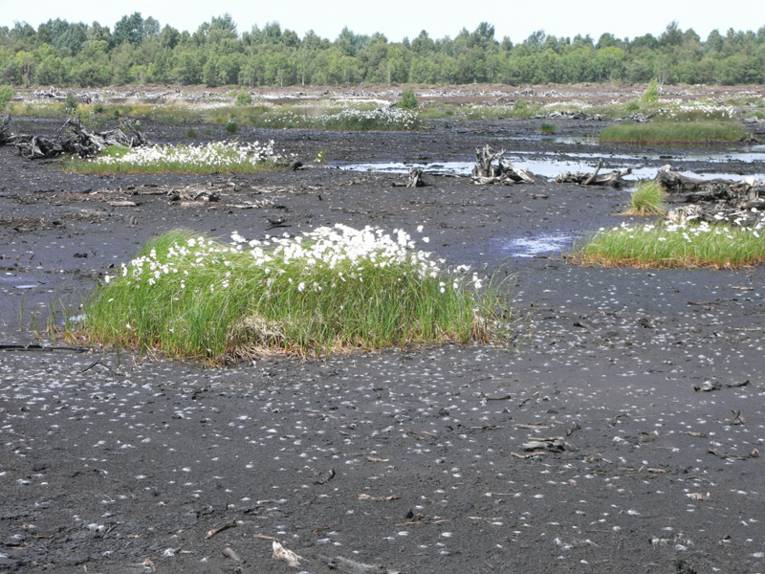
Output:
659 165 765 226
205 520 238 539
11 117 147 159
693 379 749 392
358 493 400 502
166 188 220 203
707 447 759 461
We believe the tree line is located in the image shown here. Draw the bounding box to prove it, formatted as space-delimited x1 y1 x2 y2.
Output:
1 14 764 87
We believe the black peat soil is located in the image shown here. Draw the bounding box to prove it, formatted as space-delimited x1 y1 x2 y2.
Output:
1 118 764 574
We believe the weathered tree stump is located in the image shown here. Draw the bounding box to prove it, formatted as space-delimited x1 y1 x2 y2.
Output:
471 144 535 185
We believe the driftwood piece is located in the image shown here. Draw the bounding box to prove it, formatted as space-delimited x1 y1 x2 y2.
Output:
471 145 535 185
555 161 631 187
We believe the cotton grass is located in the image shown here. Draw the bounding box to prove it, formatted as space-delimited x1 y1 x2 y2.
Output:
66 140 287 174
575 219 765 269
82 224 508 362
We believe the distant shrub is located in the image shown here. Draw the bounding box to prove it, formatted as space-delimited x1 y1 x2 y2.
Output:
64 93 79 116
0 85 15 111
185 127 198 138
397 89 418 110
235 91 253 106
641 79 660 107
225 117 238 134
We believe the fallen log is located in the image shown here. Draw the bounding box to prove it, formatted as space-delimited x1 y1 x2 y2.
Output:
471 144 535 185
555 161 631 187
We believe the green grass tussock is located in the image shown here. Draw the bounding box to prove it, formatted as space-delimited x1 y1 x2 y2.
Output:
623 181 666 216
600 121 748 145
81 226 509 362
575 222 765 269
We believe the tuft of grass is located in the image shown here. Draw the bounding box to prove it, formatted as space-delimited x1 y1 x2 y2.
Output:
224 117 238 134
79 227 509 362
574 222 765 269
623 181 666 216
540 122 556 135
641 79 660 107
600 121 748 145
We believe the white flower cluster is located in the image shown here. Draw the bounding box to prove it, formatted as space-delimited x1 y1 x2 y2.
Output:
105 224 483 293
254 107 418 130
605 217 763 243
326 107 419 129
657 99 736 119
91 140 283 167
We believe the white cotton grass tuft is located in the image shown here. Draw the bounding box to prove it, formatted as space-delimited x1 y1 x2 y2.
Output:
86 224 508 361
70 140 288 174
576 215 765 269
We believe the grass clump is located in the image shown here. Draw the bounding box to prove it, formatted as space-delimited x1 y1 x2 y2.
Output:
80 225 508 362
623 181 666 216
574 221 765 269
600 120 748 145
66 141 287 175
540 122 556 135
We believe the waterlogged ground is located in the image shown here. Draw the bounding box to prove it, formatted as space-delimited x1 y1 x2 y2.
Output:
1 115 765 574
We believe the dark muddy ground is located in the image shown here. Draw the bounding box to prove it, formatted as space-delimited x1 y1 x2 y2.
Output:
1 117 764 574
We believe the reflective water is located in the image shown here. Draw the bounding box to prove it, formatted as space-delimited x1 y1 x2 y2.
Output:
337 160 765 183
500 233 575 258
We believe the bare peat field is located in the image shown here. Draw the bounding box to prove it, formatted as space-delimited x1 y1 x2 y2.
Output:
1 90 765 573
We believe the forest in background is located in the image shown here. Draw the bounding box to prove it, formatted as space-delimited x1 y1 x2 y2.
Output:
1 13 764 87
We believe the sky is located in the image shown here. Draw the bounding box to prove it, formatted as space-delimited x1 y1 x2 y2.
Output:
0 0 762 42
